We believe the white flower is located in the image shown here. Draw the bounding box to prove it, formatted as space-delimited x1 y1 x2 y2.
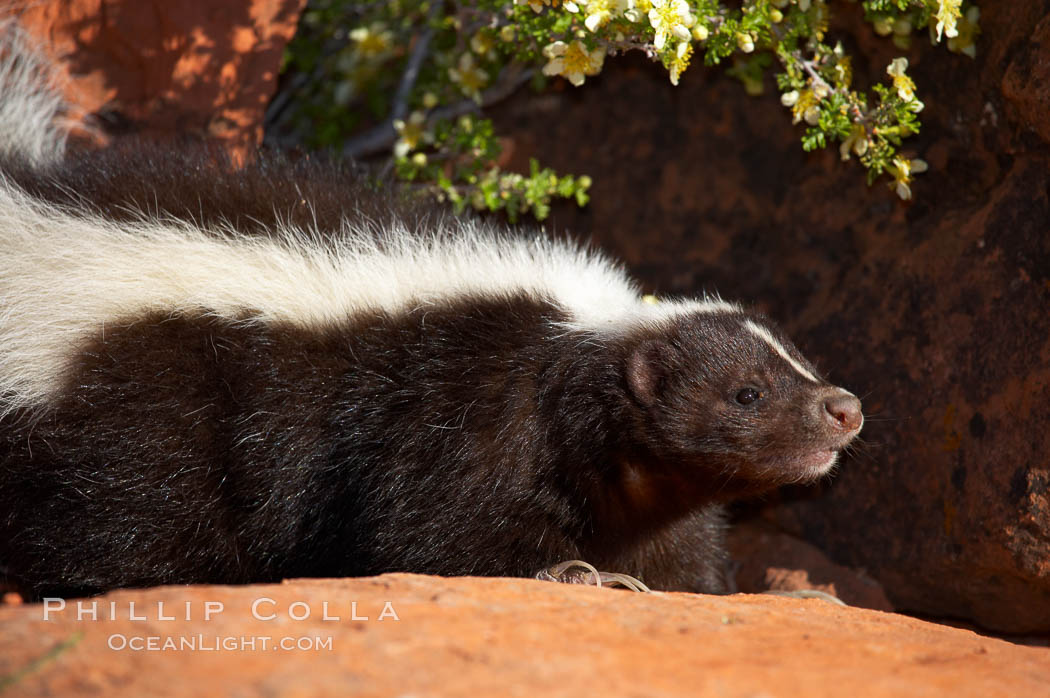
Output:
542 40 605 86
886 57 916 102
934 0 962 41
889 156 927 200
624 0 652 23
839 124 868 161
668 41 691 86
392 111 431 158
471 32 495 56
515 0 545 12
583 0 629 32
349 23 393 58
648 0 694 51
448 53 489 101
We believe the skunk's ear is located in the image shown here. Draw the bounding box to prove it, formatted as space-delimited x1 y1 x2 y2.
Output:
627 339 672 407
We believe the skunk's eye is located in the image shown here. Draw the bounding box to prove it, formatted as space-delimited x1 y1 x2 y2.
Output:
735 388 761 405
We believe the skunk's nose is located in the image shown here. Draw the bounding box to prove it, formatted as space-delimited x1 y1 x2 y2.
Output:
824 392 863 433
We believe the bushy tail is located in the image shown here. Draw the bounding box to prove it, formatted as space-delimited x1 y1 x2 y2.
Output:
0 19 71 166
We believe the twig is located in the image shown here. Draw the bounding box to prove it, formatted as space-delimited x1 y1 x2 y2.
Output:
391 0 443 122
342 63 533 159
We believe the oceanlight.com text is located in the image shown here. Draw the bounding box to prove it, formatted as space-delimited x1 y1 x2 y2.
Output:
107 634 334 652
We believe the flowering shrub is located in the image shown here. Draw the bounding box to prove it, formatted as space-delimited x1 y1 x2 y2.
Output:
268 0 978 220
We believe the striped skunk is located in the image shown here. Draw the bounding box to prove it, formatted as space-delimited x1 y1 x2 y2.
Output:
0 22 863 598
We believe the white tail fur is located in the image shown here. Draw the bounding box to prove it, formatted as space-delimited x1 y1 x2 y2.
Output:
0 19 71 165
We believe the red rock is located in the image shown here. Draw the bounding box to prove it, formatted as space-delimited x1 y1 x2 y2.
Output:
6 0 305 156
0 576 1046 697
1002 13 1050 145
729 520 894 613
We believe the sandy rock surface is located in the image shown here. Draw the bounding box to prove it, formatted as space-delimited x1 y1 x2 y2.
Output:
1 575 1047 697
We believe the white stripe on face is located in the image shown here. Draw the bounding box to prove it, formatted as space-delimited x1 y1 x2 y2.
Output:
743 319 819 383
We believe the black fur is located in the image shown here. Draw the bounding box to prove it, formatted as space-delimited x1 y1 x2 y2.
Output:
0 146 861 599
1 141 430 237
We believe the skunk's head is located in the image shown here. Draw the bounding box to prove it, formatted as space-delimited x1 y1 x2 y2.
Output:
625 309 863 494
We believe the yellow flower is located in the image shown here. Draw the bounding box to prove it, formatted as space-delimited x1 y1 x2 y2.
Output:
886 57 916 101
946 6 980 58
582 0 629 32
789 89 820 125
449 53 489 101
648 0 694 51
890 158 912 200
514 0 581 12
392 111 431 158
934 0 962 41
542 40 605 86
624 0 652 23
838 124 869 161
888 157 927 200
471 32 495 56
515 0 550 12
349 23 393 58
833 53 853 88
668 41 692 86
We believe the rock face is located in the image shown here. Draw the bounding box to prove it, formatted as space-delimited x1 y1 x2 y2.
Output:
491 1 1050 633
728 520 894 613
7 0 305 155
1 576 1047 697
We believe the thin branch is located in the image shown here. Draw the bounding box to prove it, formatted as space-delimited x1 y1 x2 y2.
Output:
391 0 444 122
264 2 383 136
342 63 534 160
794 50 833 92
265 33 351 141
597 37 656 57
